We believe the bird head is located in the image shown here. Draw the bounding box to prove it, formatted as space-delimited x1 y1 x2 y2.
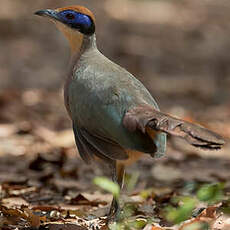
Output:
35 6 96 53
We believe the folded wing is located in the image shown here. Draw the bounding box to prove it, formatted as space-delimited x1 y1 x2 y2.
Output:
123 104 225 150
73 123 128 164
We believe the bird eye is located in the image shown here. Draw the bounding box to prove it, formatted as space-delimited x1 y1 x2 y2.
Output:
65 13 75 20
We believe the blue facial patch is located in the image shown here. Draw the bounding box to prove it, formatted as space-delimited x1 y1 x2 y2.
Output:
57 10 92 31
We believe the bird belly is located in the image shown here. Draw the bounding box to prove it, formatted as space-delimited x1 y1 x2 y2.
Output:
118 149 143 166
118 128 158 166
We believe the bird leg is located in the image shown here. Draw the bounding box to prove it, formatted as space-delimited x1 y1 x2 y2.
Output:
108 161 125 221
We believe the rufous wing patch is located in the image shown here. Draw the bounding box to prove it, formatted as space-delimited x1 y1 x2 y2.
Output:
123 104 225 150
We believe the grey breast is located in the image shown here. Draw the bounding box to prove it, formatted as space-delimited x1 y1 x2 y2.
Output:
68 49 166 155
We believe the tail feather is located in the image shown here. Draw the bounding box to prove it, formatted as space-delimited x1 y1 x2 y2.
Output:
123 105 225 150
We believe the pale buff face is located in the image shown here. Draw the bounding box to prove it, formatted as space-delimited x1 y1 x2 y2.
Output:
54 20 84 54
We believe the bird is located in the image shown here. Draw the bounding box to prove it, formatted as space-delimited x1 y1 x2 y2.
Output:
35 5 225 220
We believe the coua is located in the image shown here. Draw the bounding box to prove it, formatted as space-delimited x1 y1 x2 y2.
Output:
35 6 225 220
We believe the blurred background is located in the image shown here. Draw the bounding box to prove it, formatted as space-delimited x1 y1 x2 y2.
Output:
0 0 230 204
1 0 230 105
1 0 230 102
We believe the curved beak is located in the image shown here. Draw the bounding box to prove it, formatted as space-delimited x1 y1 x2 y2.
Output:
34 9 60 21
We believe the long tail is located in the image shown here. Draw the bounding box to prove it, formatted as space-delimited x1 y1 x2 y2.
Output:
123 104 225 150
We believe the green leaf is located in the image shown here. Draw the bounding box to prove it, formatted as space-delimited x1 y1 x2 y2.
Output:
125 172 139 192
93 177 120 199
122 203 137 218
165 197 197 224
126 218 147 229
197 183 224 204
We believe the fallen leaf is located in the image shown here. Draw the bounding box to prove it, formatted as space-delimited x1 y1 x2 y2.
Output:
143 224 165 230
70 194 107 206
24 208 42 228
44 223 87 230
1 197 29 208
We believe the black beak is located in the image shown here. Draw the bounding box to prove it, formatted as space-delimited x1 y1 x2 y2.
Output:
34 9 59 21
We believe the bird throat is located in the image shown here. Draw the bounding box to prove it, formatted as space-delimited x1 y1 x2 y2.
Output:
55 21 84 55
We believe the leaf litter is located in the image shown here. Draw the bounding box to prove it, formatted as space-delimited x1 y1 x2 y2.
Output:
0 89 229 229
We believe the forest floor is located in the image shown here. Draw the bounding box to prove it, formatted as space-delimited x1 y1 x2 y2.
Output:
1 0 230 229
0 89 229 230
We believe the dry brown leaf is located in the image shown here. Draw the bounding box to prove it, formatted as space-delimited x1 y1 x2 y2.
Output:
24 208 42 227
1 197 29 208
143 224 165 230
81 192 112 204
31 205 60 212
47 223 87 230
70 194 107 206
8 186 36 196
0 205 26 218
197 204 219 219
179 205 221 230
151 227 165 230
